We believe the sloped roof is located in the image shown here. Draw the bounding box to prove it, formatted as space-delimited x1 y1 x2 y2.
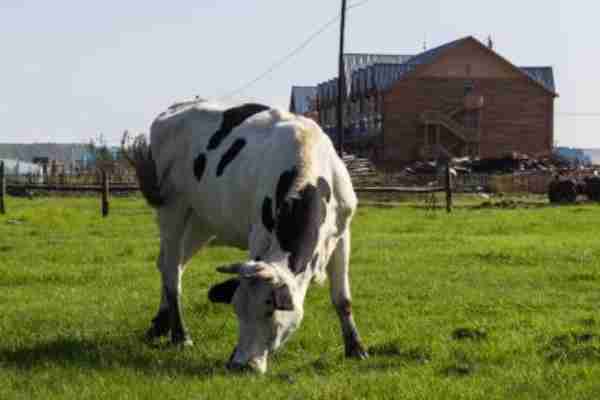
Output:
289 86 317 114
314 36 556 101
344 53 414 68
403 37 466 67
520 67 556 93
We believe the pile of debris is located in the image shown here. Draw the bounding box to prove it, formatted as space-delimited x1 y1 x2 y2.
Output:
399 152 587 176
342 154 379 186
548 174 600 203
452 152 575 174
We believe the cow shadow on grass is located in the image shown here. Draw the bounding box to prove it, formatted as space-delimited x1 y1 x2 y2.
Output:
0 336 225 378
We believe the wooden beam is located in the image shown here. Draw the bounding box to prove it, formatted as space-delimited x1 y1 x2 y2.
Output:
101 170 110 217
445 162 453 213
354 186 445 193
6 183 139 192
336 0 348 155
0 161 5 215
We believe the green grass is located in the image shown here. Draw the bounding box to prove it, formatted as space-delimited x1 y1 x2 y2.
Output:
2 195 600 399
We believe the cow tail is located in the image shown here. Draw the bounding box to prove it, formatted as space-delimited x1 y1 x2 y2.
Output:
121 133 168 208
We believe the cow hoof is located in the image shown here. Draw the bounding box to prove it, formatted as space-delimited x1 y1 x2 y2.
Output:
145 325 169 341
346 343 369 360
171 336 194 348
146 310 170 340
181 338 195 347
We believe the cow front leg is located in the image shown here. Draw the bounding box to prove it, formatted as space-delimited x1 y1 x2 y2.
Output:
327 230 368 359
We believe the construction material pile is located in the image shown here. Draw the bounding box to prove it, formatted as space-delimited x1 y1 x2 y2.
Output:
548 175 600 203
451 153 575 174
398 152 593 176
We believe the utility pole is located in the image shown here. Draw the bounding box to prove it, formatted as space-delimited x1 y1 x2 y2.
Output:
336 0 348 156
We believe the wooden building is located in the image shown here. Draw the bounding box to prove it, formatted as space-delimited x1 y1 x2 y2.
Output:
304 36 557 168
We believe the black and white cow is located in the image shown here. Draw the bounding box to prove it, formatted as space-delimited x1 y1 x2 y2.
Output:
125 99 367 373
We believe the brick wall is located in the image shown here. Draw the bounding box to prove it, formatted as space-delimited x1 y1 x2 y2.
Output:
380 76 554 168
477 79 553 158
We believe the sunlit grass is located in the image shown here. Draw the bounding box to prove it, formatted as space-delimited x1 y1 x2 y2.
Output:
2 195 600 399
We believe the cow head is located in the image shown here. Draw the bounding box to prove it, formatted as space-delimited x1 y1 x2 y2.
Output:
209 260 303 373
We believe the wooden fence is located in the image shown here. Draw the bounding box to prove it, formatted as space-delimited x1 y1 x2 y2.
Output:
0 161 455 216
0 162 138 217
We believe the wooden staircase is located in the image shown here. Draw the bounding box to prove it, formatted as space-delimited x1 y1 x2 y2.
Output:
420 111 480 143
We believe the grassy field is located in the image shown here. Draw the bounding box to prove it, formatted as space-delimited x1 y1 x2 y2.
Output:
2 195 600 399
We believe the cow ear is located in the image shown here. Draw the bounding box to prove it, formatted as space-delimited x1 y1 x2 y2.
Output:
208 278 240 304
272 284 294 311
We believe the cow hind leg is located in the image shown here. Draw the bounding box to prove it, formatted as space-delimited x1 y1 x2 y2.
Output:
147 205 209 346
146 248 171 340
327 229 368 359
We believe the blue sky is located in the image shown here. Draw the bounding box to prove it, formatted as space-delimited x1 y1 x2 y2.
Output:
1 0 598 147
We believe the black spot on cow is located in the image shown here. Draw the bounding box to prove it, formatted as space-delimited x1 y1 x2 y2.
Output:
208 278 240 304
276 183 322 274
276 168 298 211
193 153 207 181
317 177 331 203
262 197 275 232
216 138 246 177
207 104 270 151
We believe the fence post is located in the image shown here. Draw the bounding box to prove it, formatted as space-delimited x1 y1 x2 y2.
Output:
0 161 5 215
445 162 452 213
101 170 110 217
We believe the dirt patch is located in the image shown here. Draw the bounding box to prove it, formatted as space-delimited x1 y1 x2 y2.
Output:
568 273 598 282
443 363 475 377
276 373 296 384
470 199 547 210
543 332 600 363
309 356 336 374
451 328 488 341
368 342 431 364
580 318 596 327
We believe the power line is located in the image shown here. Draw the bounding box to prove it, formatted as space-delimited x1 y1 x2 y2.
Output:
556 112 600 117
217 0 374 100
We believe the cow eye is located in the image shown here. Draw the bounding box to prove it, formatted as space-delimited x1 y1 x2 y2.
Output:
265 298 273 306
